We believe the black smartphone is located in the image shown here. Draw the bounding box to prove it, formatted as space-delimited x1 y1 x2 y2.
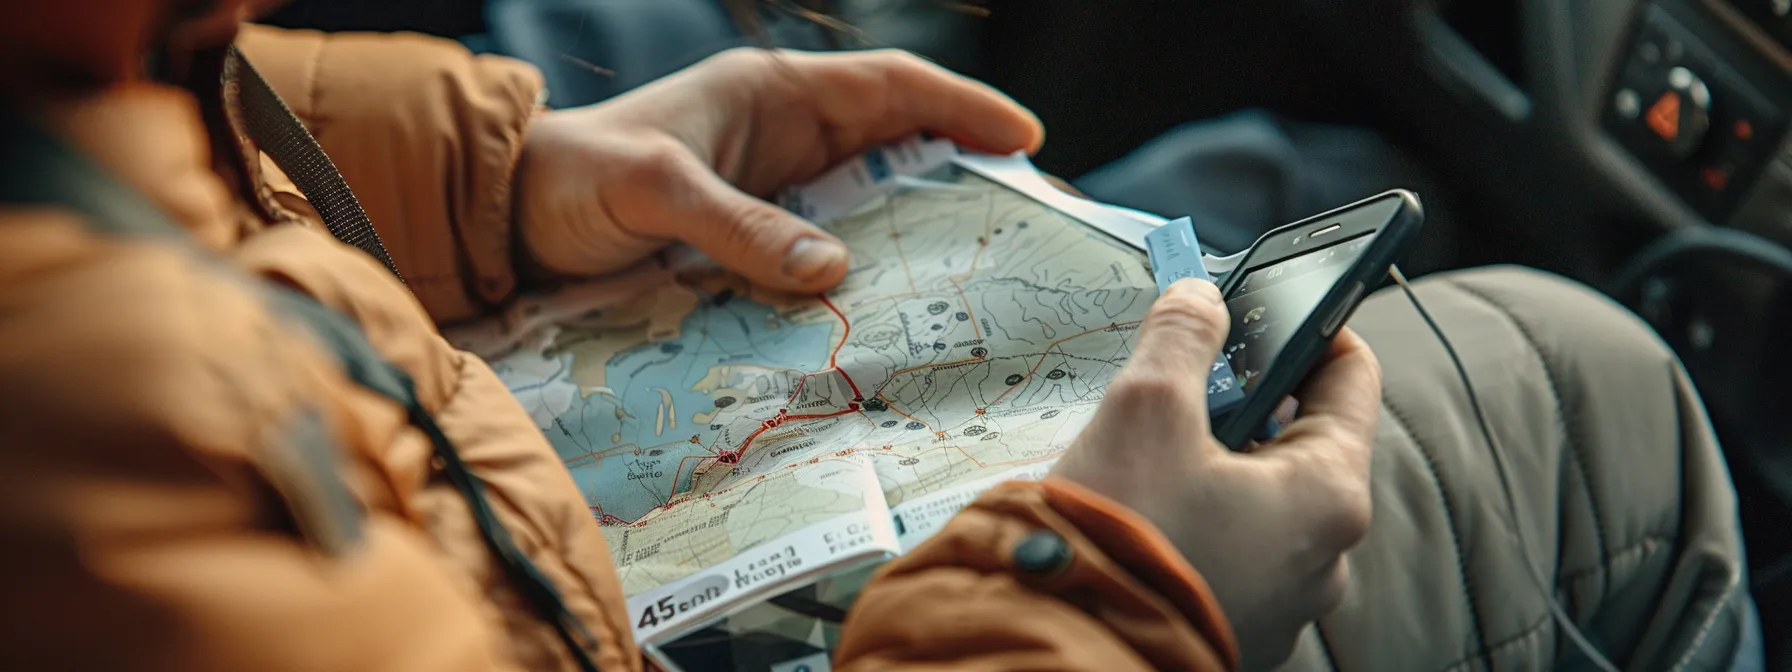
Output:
1211 190 1425 450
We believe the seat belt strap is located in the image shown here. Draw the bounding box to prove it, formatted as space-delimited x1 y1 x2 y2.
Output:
229 46 405 282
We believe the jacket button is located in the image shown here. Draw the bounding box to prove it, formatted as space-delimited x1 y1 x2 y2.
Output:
1011 530 1073 576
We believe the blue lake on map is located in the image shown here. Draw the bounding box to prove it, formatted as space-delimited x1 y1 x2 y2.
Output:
547 297 835 523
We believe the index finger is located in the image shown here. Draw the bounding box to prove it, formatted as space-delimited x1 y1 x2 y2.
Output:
1297 327 1383 433
1256 327 1381 477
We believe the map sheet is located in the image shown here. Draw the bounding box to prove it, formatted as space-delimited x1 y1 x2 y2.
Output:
485 149 1160 640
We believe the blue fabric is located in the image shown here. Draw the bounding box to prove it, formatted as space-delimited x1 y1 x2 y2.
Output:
484 0 835 109
1731 593 1765 672
1074 109 1456 264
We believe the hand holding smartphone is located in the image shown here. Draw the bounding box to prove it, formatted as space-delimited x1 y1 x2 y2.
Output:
1208 190 1424 450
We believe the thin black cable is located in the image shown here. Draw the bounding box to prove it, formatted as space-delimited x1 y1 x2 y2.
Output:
1389 266 1620 672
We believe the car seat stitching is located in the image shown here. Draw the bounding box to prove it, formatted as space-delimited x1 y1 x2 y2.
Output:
1560 534 1672 585
1666 361 1748 672
1441 279 1610 596
1436 612 1552 672
1667 565 1744 671
1433 533 1670 671
1382 397 1493 671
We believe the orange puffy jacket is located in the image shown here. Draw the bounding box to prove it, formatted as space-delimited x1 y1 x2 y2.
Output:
0 23 1235 671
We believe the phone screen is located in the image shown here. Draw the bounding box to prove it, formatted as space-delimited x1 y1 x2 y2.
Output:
1221 232 1375 392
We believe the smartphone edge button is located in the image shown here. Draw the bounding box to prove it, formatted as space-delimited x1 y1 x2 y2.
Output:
1320 281 1367 337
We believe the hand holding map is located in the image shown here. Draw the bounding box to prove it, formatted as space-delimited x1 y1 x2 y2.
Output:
471 139 1217 646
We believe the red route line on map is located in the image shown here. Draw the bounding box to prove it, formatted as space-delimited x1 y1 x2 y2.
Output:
671 316 1139 503
600 202 1090 525
663 294 864 502
785 374 809 405
819 295 859 396
609 316 1140 522
782 295 862 405
662 405 860 502
663 453 712 501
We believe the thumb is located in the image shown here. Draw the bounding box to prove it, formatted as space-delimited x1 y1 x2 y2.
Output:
656 153 851 293
1128 279 1232 383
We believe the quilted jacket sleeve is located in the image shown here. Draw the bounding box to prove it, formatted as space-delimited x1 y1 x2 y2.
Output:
234 24 543 323
837 479 1239 671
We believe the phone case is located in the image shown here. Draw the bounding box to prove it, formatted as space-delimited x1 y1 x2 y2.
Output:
1212 190 1425 450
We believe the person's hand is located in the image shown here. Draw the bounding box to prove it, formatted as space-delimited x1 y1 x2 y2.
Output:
512 48 1044 289
1050 279 1381 669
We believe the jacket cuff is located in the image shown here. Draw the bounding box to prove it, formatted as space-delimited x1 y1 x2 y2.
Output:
234 25 545 323
1036 477 1240 666
873 478 1241 670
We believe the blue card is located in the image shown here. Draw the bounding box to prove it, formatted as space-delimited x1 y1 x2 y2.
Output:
1144 218 1247 414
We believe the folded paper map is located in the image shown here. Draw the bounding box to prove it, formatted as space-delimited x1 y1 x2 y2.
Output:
466 139 1196 644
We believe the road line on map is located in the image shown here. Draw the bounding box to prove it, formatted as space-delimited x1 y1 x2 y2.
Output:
951 194 999 340
985 320 1142 407
876 395 933 431
889 356 978 378
650 297 868 508
607 239 1132 527
589 189 1141 534
887 198 919 293
817 296 863 400
665 453 710 502
785 372 809 404
950 278 983 341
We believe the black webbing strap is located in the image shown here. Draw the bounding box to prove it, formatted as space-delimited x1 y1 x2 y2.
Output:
1 87 600 672
229 47 405 282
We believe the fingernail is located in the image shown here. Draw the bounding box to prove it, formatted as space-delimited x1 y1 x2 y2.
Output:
783 237 848 282
1168 277 1222 304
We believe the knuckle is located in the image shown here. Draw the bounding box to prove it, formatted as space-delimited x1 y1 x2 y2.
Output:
706 47 772 74
1347 341 1384 390
717 202 789 251
1313 557 1352 616
624 138 691 189
862 49 933 99
865 47 926 70
1107 369 1197 410
1314 476 1373 550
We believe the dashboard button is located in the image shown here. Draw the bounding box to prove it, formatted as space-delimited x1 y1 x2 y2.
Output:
1702 164 1732 191
1645 67 1713 159
1615 88 1642 119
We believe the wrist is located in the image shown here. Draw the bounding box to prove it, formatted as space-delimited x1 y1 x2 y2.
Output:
511 204 567 289
512 110 571 288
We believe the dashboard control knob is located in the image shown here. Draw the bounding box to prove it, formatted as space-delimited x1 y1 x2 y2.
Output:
1644 66 1712 160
